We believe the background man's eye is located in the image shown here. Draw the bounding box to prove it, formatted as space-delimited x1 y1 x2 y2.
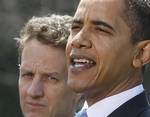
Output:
20 72 34 79
47 76 58 81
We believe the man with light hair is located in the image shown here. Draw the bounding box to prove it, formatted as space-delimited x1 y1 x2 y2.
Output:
16 14 79 117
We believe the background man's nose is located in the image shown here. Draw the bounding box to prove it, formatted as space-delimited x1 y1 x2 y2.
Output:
27 78 44 99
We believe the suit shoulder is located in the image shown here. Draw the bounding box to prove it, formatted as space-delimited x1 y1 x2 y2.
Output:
138 107 150 117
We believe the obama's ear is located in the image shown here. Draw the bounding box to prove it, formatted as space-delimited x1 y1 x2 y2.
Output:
133 40 150 68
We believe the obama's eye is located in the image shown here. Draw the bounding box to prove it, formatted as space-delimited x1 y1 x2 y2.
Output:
71 23 82 32
95 26 112 35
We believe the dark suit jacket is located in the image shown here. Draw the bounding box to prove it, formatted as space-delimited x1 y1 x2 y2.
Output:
108 92 150 117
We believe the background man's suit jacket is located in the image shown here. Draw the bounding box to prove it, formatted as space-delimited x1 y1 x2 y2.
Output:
108 92 150 117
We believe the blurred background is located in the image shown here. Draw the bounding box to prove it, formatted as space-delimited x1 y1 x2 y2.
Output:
0 0 149 117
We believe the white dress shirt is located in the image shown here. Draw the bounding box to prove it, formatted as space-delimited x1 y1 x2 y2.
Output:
82 84 144 117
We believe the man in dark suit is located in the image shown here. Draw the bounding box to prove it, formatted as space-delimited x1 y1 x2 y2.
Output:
66 0 150 117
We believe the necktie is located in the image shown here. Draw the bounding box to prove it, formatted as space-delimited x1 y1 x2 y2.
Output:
76 109 88 117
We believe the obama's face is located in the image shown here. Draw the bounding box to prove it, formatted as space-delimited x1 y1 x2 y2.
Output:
66 0 136 100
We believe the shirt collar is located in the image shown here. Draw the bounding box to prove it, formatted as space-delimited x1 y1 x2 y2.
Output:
84 84 144 117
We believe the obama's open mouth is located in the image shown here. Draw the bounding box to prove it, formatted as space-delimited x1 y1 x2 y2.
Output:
69 54 96 73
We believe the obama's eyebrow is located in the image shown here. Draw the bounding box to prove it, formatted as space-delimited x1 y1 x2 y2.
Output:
91 20 115 32
72 18 115 33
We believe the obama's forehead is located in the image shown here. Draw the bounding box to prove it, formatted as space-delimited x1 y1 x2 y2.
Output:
75 0 126 18
73 0 127 30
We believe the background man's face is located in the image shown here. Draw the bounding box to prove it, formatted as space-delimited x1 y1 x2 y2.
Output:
66 0 136 100
19 39 76 117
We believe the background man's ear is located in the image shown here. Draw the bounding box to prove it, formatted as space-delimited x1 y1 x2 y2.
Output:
133 40 150 68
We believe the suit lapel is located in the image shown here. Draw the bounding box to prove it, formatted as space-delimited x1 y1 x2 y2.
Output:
108 92 149 117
